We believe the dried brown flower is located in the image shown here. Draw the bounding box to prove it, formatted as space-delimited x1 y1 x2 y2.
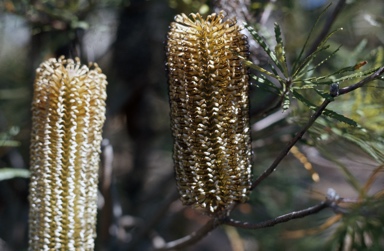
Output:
28 57 107 250
166 11 252 214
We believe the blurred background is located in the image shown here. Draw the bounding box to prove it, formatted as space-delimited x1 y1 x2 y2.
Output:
0 0 383 250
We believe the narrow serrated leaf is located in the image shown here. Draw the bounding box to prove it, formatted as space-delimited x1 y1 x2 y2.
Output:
293 28 342 79
292 3 332 72
323 109 358 127
282 93 290 111
274 23 289 76
242 56 284 82
292 84 318 90
251 74 280 92
274 22 283 45
244 23 285 74
306 45 342 73
314 88 331 99
329 67 379 83
293 90 358 126
304 65 379 86
292 90 317 110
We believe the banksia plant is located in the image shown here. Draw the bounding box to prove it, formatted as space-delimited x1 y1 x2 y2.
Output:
28 57 107 250
166 11 252 214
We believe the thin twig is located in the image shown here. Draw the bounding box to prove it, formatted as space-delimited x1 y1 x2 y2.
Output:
305 0 346 58
224 201 329 229
127 189 180 250
251 66 384 190
152 218 221 250
251 99 330 189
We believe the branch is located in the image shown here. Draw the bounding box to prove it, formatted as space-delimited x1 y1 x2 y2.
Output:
251 99 330 189
152 218 221 250
251 66 384 190
127 189 179 250
152 67 384 251
224 201 329 229
338 67 384 95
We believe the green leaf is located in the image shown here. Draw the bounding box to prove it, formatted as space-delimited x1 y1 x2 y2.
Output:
292 3 332 73
302 64 374 85
0 168 30 181
292 90 358 126
305 45 342 74
322 109 358 127
282 93 290 111
326 67 379 84
274 23 289 77
242 57 283 82
313 88 332 99
293 28 342 79
251 74 280 94
292 90 317 110
292 84 318 90
244 23 285 75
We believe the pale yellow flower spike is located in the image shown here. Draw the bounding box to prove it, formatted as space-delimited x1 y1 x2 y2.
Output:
166 11 252 215
28 56 107 250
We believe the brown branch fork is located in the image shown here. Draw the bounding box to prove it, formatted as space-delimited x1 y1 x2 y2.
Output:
152 66 384 251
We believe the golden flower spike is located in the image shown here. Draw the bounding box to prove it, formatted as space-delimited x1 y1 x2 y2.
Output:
166 11 252 215
28 56 107 250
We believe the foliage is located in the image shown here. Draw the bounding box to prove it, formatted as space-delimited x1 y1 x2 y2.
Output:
240 2 384 250
244 16 384 161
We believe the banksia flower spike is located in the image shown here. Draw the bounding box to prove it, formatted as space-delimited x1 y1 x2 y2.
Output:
166 11 252 214
28 57 107 250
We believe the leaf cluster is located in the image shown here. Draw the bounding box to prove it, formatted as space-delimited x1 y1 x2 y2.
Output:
242 4 384 250
243 4 384 159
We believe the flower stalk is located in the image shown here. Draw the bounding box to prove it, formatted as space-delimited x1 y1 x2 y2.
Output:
28 57 107 250
166 11 252 214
